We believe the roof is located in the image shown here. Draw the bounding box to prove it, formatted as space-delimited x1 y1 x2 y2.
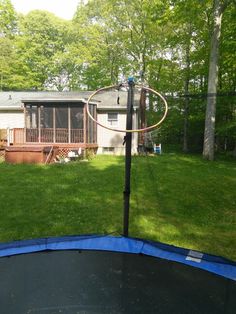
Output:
0 91 93 110
95 90 139 110
0 91 139 111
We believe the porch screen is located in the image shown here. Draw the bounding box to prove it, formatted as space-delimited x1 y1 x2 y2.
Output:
55 107 68 143
26 105 38 142
40 106 53 142
88 104 96 144
25 102 94 144
71 107 83 143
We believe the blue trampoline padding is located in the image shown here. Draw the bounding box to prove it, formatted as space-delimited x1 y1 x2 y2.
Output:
0 235 235 281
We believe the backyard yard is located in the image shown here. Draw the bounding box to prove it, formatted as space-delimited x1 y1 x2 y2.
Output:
0 154 235 260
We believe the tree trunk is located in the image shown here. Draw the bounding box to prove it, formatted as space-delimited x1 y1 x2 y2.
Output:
183 99 189 153
203 0 224 160
139 88 146 145
233 141 236 157
183 44 190 153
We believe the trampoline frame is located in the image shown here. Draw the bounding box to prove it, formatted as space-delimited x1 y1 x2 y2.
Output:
0 235 235 281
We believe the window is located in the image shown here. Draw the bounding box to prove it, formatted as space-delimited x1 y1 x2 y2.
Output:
103 147 115 153
107 112 118 126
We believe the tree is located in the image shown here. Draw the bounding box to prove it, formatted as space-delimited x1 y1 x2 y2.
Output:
0 37 15 90
0 0 18 90
13 10 69 90
203 0 234 160
0 0 17 37
72 0 127 89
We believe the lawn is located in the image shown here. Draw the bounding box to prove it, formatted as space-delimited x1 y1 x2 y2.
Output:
0 154 235 260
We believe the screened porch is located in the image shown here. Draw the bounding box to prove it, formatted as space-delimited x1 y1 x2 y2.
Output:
23 102 97 145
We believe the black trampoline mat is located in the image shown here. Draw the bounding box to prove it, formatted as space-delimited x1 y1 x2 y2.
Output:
0 250 235 314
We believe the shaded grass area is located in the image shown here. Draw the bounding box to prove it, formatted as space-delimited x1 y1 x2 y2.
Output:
0 154 235 260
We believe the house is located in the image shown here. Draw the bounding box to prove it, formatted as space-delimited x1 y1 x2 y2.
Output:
0 91 139 160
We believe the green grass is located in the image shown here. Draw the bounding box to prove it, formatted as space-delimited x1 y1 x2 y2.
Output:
0 154 235 260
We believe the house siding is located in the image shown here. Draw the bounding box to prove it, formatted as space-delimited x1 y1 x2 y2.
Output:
0 111 24 129
97 110 138 155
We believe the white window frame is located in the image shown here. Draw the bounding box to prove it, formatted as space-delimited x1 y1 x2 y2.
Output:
107 112 118 126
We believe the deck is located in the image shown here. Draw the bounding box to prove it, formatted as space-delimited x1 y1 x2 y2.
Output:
4 128 98 163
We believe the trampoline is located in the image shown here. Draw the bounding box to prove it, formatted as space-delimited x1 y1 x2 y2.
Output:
1 80 235 313
0 235 235 314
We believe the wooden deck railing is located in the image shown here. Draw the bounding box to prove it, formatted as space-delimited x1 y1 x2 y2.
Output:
13 128 24 144
26 129 38 143
41 128 54 143
13 128 84 144
71 129 84 143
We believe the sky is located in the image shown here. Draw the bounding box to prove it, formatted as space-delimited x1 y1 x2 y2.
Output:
11 0 80 20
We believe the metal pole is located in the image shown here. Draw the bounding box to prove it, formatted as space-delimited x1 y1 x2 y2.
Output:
123 78 134 237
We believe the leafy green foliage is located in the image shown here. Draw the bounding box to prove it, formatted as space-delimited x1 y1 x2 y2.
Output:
14 11 70 90
0 0 17 36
